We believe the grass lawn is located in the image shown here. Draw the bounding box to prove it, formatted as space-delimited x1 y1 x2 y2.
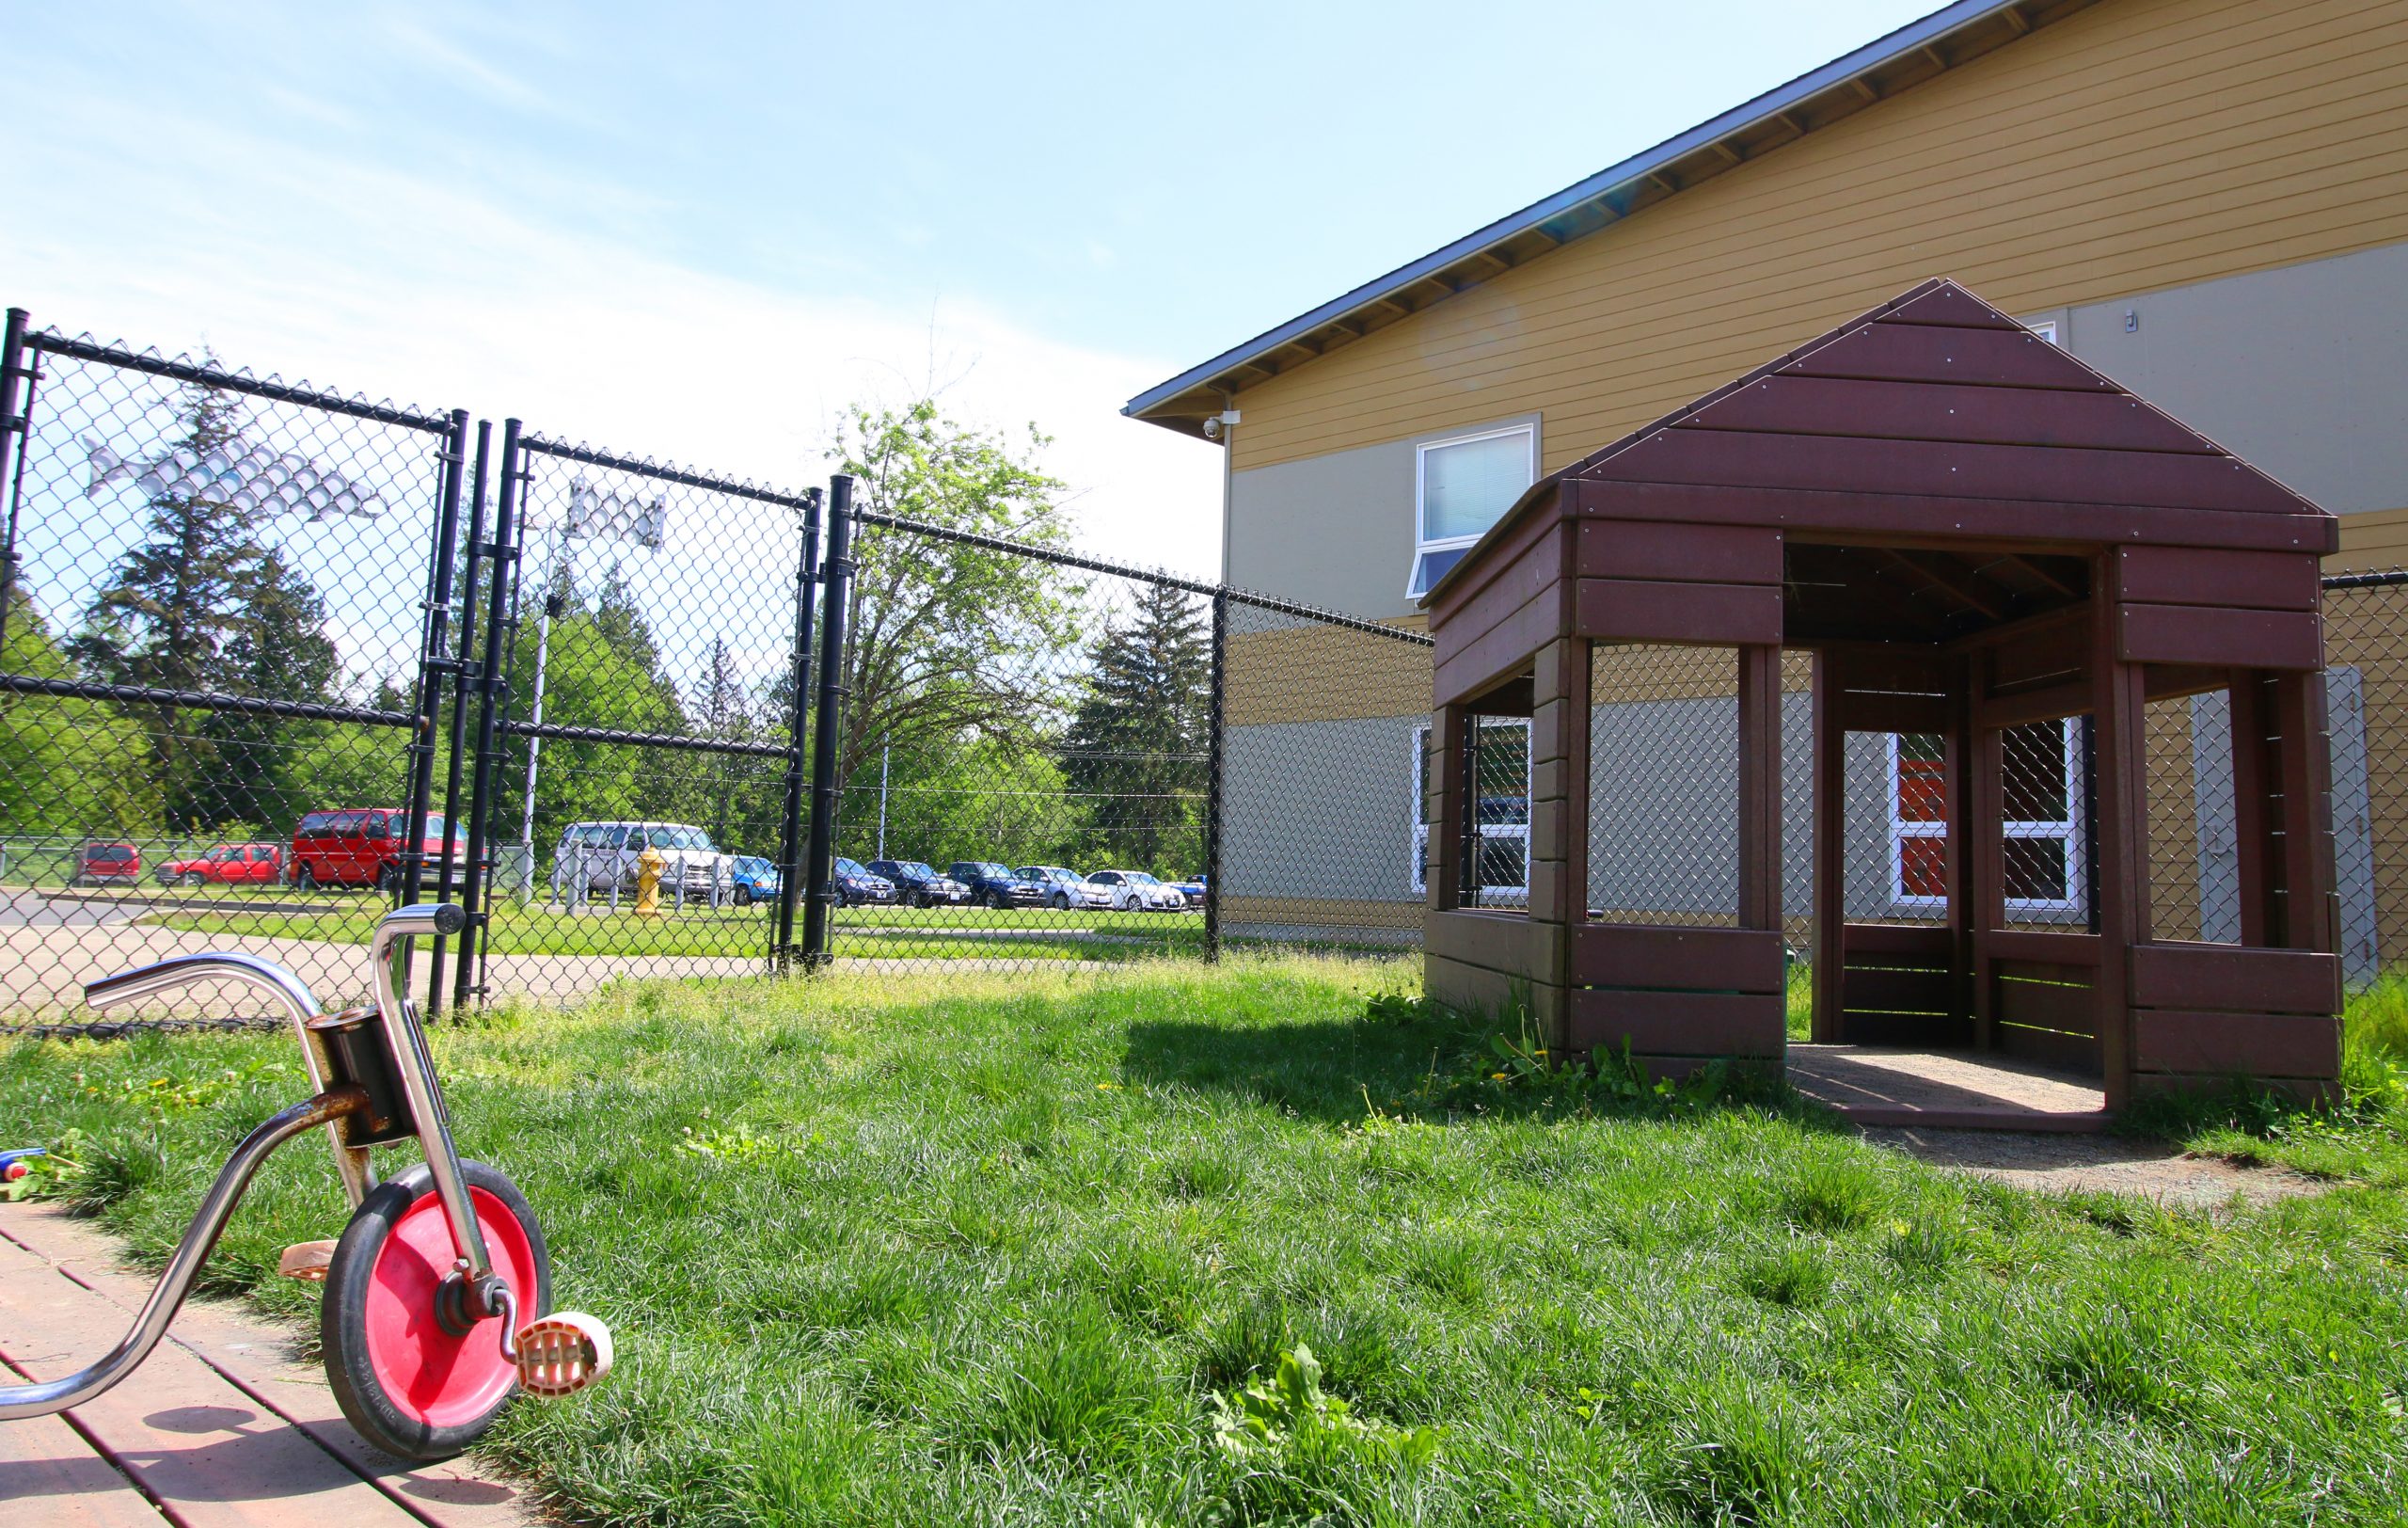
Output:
6 960 2408 1524
150 899 1206 962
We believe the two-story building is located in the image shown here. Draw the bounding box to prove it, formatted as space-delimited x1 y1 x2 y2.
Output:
1128 0 2408 971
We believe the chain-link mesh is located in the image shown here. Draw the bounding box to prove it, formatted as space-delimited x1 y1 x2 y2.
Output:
453 437 813 1002
1219 595 1432 949
1586 645 1740 926
0 331 459 1029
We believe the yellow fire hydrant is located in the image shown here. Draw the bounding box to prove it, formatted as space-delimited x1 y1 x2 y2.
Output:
634 845 666 917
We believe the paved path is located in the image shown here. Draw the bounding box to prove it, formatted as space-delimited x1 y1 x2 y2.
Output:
0 1203 540 1526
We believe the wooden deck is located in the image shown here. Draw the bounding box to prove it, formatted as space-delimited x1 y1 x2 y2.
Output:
1788 1044 2111 1131
0 1202 537 1526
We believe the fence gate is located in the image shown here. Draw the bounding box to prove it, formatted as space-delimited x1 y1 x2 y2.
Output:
437 425 823 1007
0 311 467 1029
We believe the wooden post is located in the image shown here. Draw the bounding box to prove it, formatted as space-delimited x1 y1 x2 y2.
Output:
1967 660 2005 1052
1943 653 1976 1041
1428 705 1466 913
1524 638 1590 1047
2090 580 2147 1107
1738 645 1782 931
1810 650 1844 1043
2228 673 2274 947
2272 668 2337 954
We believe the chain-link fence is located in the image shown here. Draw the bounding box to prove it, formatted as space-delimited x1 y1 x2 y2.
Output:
0 320 466 1027
9 303 2408 1029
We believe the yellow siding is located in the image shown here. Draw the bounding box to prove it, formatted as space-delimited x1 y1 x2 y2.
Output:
1229 0 2408 474
2331 506 2408 574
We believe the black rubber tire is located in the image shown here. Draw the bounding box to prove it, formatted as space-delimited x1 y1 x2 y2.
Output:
734 885 752 907
1052 893 1069 912
909 891 927 909
988 891 1009 911
293 865 316 892
322 1159 551 1462
377 863 401 895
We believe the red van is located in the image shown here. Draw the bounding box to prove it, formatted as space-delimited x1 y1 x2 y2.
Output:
70 841 141 886
289 810 462 892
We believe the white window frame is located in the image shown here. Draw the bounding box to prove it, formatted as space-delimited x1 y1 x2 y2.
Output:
1412 719 1530 898
1886 723 2086 916
2023 318 2061 345
1407 422 1538 599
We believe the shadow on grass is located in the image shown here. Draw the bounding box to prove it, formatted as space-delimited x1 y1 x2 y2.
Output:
1120 995 1809 1130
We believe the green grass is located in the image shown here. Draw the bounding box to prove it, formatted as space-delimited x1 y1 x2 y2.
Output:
7 961 2408 1525
150 899 1206 962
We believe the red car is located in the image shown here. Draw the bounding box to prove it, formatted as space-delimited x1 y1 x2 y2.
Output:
69 840 140 886
156 842 283 886
290 809 463 892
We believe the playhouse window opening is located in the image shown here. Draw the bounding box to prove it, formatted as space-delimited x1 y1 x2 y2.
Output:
1414 717 1529 903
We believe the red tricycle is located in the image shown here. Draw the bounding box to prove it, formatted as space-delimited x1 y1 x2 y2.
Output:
0 903 611 1460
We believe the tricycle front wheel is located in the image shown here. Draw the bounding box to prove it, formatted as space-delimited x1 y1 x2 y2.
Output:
322 1159 552 1461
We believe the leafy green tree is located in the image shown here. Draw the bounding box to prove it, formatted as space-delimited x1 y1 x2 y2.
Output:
0 588 163 849
204 548 341 831
834 737 1072 872
834 400 1085 802
1061 581 1211 872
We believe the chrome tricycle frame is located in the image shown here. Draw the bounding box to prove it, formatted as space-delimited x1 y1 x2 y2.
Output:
0 902 507 1421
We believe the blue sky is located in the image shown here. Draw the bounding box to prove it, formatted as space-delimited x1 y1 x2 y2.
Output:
6 0 1944 576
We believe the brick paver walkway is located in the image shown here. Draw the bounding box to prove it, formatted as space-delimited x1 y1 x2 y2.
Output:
0 1203 539 1526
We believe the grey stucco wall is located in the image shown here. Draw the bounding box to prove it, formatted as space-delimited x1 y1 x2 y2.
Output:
2025 241 2408 516
1223 713 1424 903
1225 413 1540 621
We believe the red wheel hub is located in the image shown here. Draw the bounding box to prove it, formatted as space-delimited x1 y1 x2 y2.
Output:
361 1185 538 1429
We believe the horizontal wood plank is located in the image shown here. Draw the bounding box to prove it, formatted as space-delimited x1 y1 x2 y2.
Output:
1979 929 2103 966
2115 546 2321 610
1434 584 1558 706
1877 285 2038 331
1569 481 2337 555
1571 923 1785 993
1829 689 1952 734
1841 1010 1975 1046
2128 942 2341 1014
1841 921 1956 957
1995 974 2099 1036
1783 320 2115 390
2118 602 2322 670
1576 577 1782 645
1431 515 1565 636
1587 428 2303 515
1576 520 1784 585
2131 1009 2341 1079
1566 988 1786 1057
1427 910 1555 981
1841 965 1956 1013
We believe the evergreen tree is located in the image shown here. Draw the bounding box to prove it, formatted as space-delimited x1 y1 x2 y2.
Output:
206 548 341 830
1061 582 1211 872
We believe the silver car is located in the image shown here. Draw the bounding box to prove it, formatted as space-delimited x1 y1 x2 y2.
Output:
552 820 733 904
1017 865 1113 911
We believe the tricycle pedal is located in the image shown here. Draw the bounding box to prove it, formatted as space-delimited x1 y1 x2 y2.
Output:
514 1311 612 1398
277 1239 338 1282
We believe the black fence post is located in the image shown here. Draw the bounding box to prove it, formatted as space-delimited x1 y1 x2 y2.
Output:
0 310 34 661
799 473 856 971
400 408 470 918
1203 588 1228 963
454 419 523 1011
427 422 492 1016
773 487 824 973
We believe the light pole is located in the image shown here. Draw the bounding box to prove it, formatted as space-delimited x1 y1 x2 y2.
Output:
517 475 665 901
876 741 889 861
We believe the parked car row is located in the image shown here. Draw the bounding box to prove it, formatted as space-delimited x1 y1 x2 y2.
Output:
59 809 467 893
847 859 1201 912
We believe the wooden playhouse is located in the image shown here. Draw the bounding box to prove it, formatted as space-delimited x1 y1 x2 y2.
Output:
1419 279 2343 1112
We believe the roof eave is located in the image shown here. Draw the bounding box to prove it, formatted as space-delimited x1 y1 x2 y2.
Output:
1127 0 2094 438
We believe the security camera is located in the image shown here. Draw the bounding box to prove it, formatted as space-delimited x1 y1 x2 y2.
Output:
1201 416 1223 439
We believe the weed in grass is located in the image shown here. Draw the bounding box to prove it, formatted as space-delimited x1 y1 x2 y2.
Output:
1882 1217 1967 1281
1782 1154 1886 1233
1402 1232 1488 1307
1656 1381 1814 1526
1196 1293 1297 1390
65 1133 165 1215
970 1298 1165 1465
2041 1305 2171 1417
1740 1239 1834 1308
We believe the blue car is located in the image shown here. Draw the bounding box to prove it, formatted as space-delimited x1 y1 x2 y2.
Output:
1171 873 1207 907
728 855 781 907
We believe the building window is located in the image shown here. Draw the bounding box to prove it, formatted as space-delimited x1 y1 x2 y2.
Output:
1886 722 2085 916
2023 318 2060 344
1413 719 1530 898
1408 423 1537 598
